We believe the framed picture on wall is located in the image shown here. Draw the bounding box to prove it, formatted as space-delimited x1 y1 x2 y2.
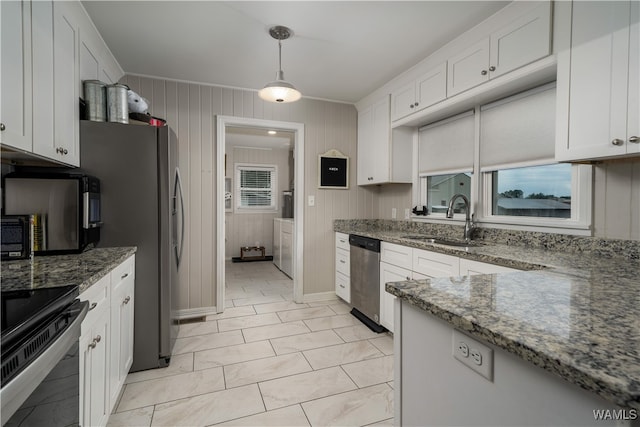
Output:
318 149 349 189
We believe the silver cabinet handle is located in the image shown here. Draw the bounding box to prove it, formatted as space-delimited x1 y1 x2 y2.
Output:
123 296 131 304
339 260 346 264
629 136 639 144
489 66 496 71
481 70 488 75
339 284 345 288
612 138 624 146
89 302 97 311
0 123 5 131
121 272 129 279
406 276 411 281
88 335 101 349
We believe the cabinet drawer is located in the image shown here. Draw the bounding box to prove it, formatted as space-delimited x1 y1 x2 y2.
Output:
335 271 350 303
335 232 349 251
80 273 110 335
111 255 135 286
381 242 413 270
336 248 350 276
412 248 460 278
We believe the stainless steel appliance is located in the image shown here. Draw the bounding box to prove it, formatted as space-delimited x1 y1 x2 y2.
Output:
78 120 183 371
1 285 89 425
1 215 31 260
282 190 293 218
349 234 385 333
3 173 101 254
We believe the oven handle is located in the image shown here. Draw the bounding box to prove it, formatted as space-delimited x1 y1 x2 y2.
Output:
0 299 89 425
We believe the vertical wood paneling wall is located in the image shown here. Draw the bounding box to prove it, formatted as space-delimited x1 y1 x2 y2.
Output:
121 74 378 310
225 146 290 258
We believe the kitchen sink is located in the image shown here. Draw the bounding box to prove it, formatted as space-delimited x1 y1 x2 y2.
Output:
400 235 483 248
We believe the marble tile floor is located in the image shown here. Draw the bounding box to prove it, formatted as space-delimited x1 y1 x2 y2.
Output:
108 260 394 427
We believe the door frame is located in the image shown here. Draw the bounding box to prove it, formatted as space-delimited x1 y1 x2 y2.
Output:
216 115 305 312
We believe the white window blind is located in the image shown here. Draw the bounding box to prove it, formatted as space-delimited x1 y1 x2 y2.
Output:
235 164 277 211
418 110 475 175
480 82 556 172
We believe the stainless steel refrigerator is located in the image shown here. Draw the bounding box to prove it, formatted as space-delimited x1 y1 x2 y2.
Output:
79 120 184 372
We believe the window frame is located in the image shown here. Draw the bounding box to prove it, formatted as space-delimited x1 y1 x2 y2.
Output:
418 169 474 220
234 163 278 214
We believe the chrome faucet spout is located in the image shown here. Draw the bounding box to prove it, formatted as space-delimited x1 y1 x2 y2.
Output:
446 194 474 241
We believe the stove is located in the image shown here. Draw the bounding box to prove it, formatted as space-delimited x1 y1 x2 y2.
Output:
1 285 89 425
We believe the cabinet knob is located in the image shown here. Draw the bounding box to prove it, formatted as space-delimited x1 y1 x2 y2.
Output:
339 284 345 288
489 66 496 71
611 138 624 146
414 102 419 107
0 123 5 131
481 70 488 75
406 276 411 281
629 136 639 144
123 296 131 304
409 104 414 109
63 149 68 155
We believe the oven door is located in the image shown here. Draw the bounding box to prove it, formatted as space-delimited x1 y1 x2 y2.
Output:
1 299 89 425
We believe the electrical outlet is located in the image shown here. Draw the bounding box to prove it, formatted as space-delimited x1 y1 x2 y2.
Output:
452 330 493 381
392 208 397 219
404 208 410 219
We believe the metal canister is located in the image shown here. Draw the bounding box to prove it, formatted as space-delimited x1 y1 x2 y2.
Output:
83 80 107 121
106 84 129 124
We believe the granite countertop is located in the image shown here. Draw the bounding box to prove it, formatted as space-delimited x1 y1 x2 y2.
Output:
335 221 640 410
1 246 137 294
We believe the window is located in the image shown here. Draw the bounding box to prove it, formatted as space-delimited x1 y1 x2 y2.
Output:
234 164 277 212
424 173 472 214
491 164 572 218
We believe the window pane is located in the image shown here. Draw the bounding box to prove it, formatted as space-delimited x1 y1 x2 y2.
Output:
240 190 272 207
240 170 271 189
427 173 472 214
492 164 571 218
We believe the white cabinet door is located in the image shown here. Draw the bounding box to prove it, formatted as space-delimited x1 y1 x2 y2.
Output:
281 227 293 278
391 82 417 122
80 303 110 427
447 38 490 97
412 248 460 278
380 241 413 270
109 256 135 412
357 96 391 185
0 0 32 151
273 219 281 269
380 262 412 332
459 258 520 276
558 1 637 161
52 1 80 166
415 62 448 112
489 2 551 79
626 0 640 155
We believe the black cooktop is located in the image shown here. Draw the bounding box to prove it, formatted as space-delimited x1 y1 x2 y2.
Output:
1 285 79 352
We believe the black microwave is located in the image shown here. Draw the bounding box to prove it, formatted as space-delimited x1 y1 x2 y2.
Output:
2 173 101 255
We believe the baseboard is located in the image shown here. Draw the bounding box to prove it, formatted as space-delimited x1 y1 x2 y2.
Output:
175 306 219 320
302 291 339 303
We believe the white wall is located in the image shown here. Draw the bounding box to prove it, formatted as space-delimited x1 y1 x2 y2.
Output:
120 74 378 310
225 146 290 258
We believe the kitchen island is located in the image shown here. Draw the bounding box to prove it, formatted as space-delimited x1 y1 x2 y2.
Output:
335 220 640 426
0 246 136 292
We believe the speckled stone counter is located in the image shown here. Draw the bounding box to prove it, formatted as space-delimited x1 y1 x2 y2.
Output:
1 247 137 294
335 220 640 410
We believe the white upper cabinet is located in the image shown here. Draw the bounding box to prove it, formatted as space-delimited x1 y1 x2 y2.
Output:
0 0 122 167
1 1 33 152
358 95 413 186
448 2 551 97
556 1 639 161
391 63 447 121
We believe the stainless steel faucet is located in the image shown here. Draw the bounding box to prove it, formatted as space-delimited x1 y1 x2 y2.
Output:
446 194 474 241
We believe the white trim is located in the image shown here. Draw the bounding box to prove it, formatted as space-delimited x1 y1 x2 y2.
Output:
175 306 219 320
217 116 305 313
479 158 557 173
418 168 473 178
302 292 339 303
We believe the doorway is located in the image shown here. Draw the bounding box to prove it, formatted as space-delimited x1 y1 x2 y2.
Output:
216 116 304 313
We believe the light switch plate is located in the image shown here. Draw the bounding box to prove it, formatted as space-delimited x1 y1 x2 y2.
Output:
392 208 397 219
308 195 315 207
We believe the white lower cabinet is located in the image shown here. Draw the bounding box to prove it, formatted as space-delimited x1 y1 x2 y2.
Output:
274 219 294 278
335 232 351 303
79 275 110 427
80 254 135 427
108 256 135 411
379 241 520 334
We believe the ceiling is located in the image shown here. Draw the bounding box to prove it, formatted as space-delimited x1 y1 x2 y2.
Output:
82 1 508 104
226 126 294 150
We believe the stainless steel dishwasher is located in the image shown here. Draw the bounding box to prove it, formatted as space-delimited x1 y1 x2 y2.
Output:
349 234 385 333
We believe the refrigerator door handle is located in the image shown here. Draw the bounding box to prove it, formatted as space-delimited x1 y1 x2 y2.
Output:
173 168 185 267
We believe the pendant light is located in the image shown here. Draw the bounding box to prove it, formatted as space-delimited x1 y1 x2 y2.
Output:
258 26 301 103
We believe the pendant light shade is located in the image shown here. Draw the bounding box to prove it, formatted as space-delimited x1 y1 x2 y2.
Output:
259 26 301 103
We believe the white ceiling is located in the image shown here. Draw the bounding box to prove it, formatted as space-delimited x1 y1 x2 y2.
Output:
226 126 294 150
82 1 508 104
